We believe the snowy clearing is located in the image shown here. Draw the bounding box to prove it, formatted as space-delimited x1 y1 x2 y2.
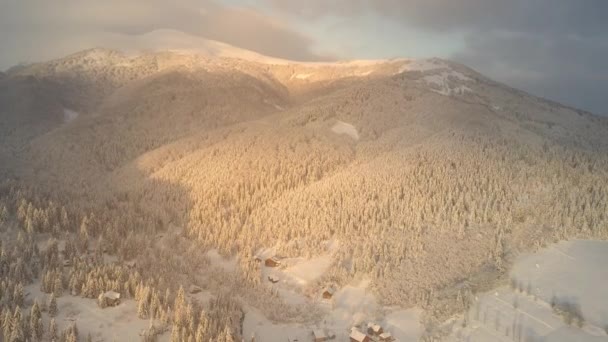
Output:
206 249 237 272
444 240 608 342
331 121 360 140
292 73 314 80
243 278 422 342
281 255 333 286
63 108 79 123
25 283 154 341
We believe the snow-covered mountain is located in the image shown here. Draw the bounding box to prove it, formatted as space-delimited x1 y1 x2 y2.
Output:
0 42 607 340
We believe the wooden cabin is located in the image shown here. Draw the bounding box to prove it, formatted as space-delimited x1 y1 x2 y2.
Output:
265 257 281 267
367 323 383 336
322 287 335 299
349 329 369 342
103 291 121 306
379 332 394 341
189 285 203 294
313 329 327 342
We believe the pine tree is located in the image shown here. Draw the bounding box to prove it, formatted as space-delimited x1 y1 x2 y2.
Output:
223 325 235 342
9 323 23 342
98 292 107 308
170 324 180 342
49 318 57 341
195 320 207 342
48 294 58 317
137 296 148 319
34 318 43 342
30 300 42 341
53 275 63 297
173 286 186 327
13 283 24 307
0 205 8 224
3 310 12 342
10 307 23 342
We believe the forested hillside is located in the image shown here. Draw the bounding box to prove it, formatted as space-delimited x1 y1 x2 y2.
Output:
0 48 606 341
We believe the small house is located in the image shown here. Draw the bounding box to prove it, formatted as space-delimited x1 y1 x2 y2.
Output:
103 291 121 306
125 260 137 268
379 332 394 341
254 255 263 262
287 335 299 342
265 257 281 267
367 323 383 336
189 285 203 294
322 287 335 299
63 259 72 267
349 329 369 342
268 275 280 284
313 329 327 342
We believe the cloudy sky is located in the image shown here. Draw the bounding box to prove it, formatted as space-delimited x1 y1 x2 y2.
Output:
1 0 607 115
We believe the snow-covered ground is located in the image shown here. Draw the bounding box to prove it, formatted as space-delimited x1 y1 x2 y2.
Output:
244 276 422 342
206 249 237 272
331 121 360 140
25 283 155 341
281 255 333 286
63 108 79 123
444 240 608 342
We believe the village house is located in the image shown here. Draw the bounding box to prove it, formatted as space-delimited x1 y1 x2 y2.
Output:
367 323 383 336
322 287 335 299
125 260 137 268
379 332 394 342
268 275 280 284
103 291 121 306
350 328 369 342
264 257 281 267
189 285 203 294
62 259 72 267
313 329 327 342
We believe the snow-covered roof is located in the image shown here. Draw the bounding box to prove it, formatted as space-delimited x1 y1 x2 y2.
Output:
371 324 382 333
350 329 368 342
313 329 326 339
103 291 121 300
323 287 335 294
266 256 281 264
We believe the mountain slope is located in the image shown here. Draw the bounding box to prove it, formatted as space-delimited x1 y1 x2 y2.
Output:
1 47 607 325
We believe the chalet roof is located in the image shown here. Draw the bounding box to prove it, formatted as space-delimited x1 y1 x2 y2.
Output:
367 323 382 332
313 329 326 339
189 285 203 294
323 287 335 295
350 329 367 342
379 332 392 339
103 291 121 300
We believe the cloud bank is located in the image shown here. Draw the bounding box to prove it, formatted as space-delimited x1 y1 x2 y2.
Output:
268 0 608 115
0 0 606 115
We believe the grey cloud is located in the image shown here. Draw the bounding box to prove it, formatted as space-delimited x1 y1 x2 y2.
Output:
0 0 325 70
269 0 608 115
